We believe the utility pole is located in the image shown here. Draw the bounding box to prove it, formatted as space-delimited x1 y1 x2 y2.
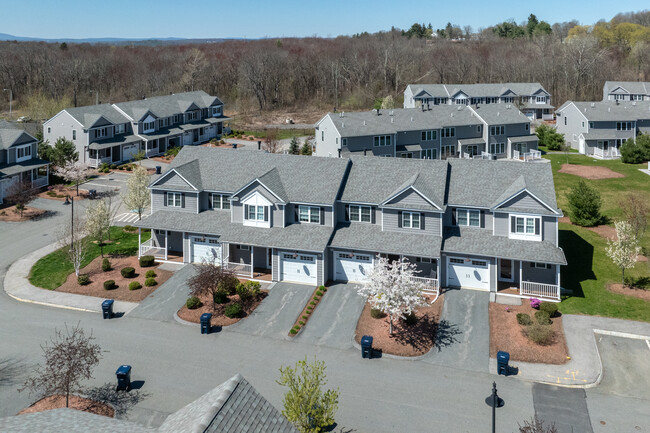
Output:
3 88 12 118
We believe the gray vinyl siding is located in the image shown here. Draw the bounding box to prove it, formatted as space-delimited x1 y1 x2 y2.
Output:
522 261 556 284
314 116 341 158
236 183 278 205
274 205 284 227
43 111 88 164
382 208 441 236
556 104 588 150
500 192 549 213
386 188 430 207
403 256 437 277
231 201 282 226
151 190 198 213
182 232 190 262
231 245 252 263
543 216 557 245
286 204 334 227
155 172 194 190
232 203 243 223
347 135 395 157
317 254 324 286
493 212 509 236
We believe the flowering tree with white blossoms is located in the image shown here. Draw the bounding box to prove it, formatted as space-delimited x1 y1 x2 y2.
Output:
55 161 87 196
357 256 427 335
606 220 640 285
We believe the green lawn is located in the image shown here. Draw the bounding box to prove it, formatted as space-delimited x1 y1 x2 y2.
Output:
29 226 150 290
545 153 650 321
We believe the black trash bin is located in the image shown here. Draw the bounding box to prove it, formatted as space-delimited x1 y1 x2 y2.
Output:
497 351 510 376
361 335 373 359
102 299 114 319
258 140 262 150
200 313 212 334
116 365 131 391
155 166 161 174
232 143 238 149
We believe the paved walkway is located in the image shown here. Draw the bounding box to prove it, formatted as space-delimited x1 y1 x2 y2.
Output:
128 263 192 322
295 283 365 349
4 243 139 314
226 282 313 340
424 289 490 372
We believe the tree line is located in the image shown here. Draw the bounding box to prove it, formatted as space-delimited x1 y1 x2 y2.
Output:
0 10 648 122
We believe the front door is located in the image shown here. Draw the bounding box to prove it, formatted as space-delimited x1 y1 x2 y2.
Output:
193 129 199 143
498 259 513 282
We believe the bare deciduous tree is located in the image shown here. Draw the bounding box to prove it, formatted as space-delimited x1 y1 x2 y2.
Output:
20 323 102 408
264 128 281 153
518 416 558 433
620 193 649 243
5 183 38 218
58 214 88 277
187 262 235 311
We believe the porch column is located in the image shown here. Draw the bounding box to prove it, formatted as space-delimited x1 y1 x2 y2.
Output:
519 260 523 294
165 231 168 261
436 259 440 290
138 228 141 258
250 247 254 278
556 264 561 299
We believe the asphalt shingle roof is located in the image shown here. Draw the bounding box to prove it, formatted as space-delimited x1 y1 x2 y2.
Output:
0 157 49 177
0 121 37 150
159 146 349 205
558 101 650 122
605 81 649 95
114 91 223 121
408 82 548 99
0 408 153 433
88 133 141 150
470 104 530 125
330 222 442 258
64 104 130 129
443 227 566 264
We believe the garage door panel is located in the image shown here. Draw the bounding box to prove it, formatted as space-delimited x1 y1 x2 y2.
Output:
280 253 317 284
191 237 221 264
446 257 489 290
334 252 374 283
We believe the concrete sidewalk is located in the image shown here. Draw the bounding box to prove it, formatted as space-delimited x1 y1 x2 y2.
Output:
4 243 139 314
491 314 650 387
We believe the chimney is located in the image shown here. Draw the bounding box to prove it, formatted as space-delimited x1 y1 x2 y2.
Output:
411 116 414 122
363 120 366 126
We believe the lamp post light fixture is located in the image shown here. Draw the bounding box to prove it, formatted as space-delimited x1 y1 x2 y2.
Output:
485 381 504 433
3 88 12 118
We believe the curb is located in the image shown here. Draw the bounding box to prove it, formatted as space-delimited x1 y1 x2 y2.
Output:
173 310 199 327
5 291 98 314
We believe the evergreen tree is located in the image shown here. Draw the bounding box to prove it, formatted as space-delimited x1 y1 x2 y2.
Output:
288 136 300 155
300 139 312 156
567 180 602 227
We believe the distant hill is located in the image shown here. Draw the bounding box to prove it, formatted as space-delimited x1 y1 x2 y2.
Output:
0 33 237 45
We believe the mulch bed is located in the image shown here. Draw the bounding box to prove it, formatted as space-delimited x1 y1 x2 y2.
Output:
607 283 650 301
19 394 114 418
177 289 268 326
0 205 47 222
289 286 325 336
489 303 569 365
57 256 172 302
558 163 624 180
38 185 89 201
354 294 444 357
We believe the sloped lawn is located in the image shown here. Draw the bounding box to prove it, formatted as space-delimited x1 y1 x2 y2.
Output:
29 226 150 290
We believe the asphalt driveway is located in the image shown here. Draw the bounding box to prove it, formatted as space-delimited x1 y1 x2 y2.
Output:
128 263 192 322
295 283 366 349
226 282 314 340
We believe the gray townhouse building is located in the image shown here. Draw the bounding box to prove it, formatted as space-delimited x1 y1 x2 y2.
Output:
43 91 228 168
603 81 649 102
403 82 553 120
314 104 540 161
0 121 49 204
134 147 566 301
556 100 650 159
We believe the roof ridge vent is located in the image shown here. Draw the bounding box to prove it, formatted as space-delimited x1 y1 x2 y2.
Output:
342 122 345 128
497 112 500 116
389 110 394 116
411 116 413 122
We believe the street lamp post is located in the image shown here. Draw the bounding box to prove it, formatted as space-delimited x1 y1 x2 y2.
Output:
63 195 74 248
485 382 504 433
3 88 12 118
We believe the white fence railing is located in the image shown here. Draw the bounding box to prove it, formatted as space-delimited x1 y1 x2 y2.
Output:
520 281 559 300
473 151 491 160
225 261 253 277
410 276 439 295
513 150 520 160
523 150 542 161
88 156 112 168
140 239 166 259
594 147 621 159
463 152 470 159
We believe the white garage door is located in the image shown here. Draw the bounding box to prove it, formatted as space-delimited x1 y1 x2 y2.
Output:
183 132 192 145
191 237 221 264
334 252 374 283
123 143 139 161
280 253 317 285
446 257 490 290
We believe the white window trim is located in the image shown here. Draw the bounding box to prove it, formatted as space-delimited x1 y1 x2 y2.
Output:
509 214 541 241
242 191 271 228
349 205 371 223
15 144 32 162
299 205 320 224
166 192 182 207
211 193 230 210
402 211 421 229
456 208 480 227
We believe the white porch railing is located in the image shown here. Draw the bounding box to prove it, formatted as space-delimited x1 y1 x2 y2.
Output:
513 150 520 160
88 156 112 168
473 151 491 160
145 147 159 157
462 152 470 159
225 261 253 277
594 147 620 159
31 177 48 188
410 276 439 295
523 150 542 161
520 281 559 300
140 239 166 259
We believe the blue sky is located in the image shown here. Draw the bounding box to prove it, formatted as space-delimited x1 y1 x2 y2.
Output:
0 0 648 39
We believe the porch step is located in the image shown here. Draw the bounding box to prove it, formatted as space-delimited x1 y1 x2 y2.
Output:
493 293 523 305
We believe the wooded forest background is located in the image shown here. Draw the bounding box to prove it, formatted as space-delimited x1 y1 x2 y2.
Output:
0 10 648 124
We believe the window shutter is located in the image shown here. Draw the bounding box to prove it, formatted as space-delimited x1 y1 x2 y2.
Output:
535 219 540 236
320 207 325 225
181 193 185 208
451 209 456 225
345 205 349 222
264 206 269 222
244 204 249 220
371 207 376 224
207 194 212 209
420 213 425 230
530 262 535 268
294 206 299 223
163 192 167 207
398 211 402 228
480 210 485 228
510 216 516 232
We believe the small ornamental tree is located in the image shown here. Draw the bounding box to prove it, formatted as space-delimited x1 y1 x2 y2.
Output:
20 323 101 408
606 220 640 284
263 128 281 153
58 215 88 277
122 166 150 221
567 180 602 227
288 136 300 155
277 357 339 433
300 138 312 156
187 261 235 310
55 161 87 196
85 199 112 258
620 193 649 242
357 256 427 335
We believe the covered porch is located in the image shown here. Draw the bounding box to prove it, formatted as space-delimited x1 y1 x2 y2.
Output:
497 258 561 301
509 136 541 161
380 253 440 295
223 243 273 280
0 160 49 203
138 229 184 263
593 140 621 159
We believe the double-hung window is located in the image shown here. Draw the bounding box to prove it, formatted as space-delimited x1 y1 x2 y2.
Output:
421 130 436 141
299 205 320 224
490 142 505 154
616 122 633 131
16 144 32 162
490 125 505 136
247 205 266 221
402 212 420 229
211 194 230 210
166 192 182 207
143 121 155 131
632 94 643 101
456 209 480 227
349 205 371 223
536 96 546 103
441 127 455 138
373 135 392 147
510 215 540 240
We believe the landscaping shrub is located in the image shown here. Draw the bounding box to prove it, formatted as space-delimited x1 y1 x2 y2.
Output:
299 321 305 326
403 312 417 326
524 323 554 345
244 280 261 296
225 302 243 318
236 283 253 302
535 310 552 325
186 296 202 309
620 136 650 164
318 285 327 292
302 315 308 320
567 180 602 227
370 308 387 319
309 301 316 306
121 267 135 278
103 280 116 290
109 164 117 169
540 302 559 318
165 145 181 157
77 274 90 285
101 258 111 272
313 296 320 301
535 124 565 151
123 225 136 232
218 275 239 295
145 270 157 278
529 298 541 309
129 281 142 291
289 328 298 335
144 278 157 287
516 313 533 326
139 255 155 267
214 290 229 304
316 290 324 296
